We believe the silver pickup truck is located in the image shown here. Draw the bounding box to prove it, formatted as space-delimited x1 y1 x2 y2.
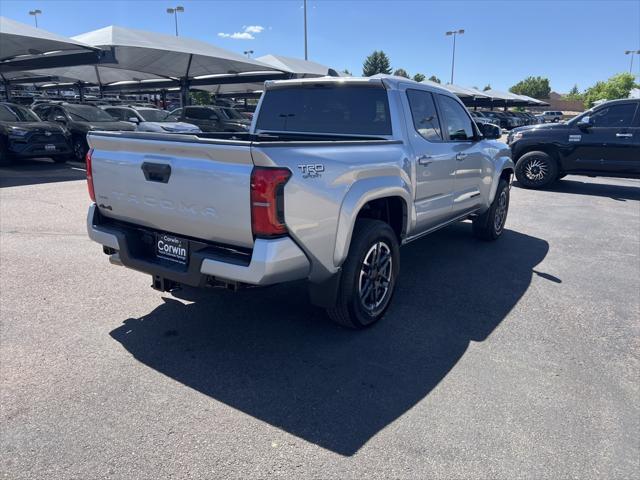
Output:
86 76 514 328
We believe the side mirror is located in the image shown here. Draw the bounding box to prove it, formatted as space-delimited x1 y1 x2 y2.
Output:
53 115 66 123
577 115 591 129
128 117 140 124
479 122 501 140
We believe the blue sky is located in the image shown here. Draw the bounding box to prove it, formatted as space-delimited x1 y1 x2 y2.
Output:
2 0 639 92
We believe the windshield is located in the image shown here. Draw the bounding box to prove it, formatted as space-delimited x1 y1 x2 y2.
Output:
567 108 593 125
256 85 392 136
0 104 40 122
137 109 172 122
66 105 116 122
220 107 246 120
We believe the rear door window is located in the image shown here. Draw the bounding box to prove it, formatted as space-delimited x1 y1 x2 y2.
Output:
437 94 475 141
406 89 442 141
256 85 392 136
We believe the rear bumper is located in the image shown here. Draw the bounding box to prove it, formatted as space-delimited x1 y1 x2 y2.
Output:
86 204 310 286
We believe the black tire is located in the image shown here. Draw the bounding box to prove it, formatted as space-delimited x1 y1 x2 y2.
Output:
0 139 11 166
72 137 88 162
515 151 559 189
473 178 510 241
326 219 400 329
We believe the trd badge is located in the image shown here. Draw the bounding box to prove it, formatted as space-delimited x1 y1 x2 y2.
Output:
297 164 325 178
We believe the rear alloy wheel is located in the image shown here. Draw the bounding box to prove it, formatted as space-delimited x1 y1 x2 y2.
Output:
358 241 394 316
515 151 558 189
327 219 399 329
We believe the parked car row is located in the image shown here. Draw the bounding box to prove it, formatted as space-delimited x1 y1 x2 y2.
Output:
0 101 252 165
468 109 542 130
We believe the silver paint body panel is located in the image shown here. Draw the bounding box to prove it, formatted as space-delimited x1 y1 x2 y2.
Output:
87 76 513 284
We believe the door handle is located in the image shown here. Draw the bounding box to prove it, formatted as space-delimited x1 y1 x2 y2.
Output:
418 155 433 165
456 152 467 161
141 162 171 183
616 133 633 138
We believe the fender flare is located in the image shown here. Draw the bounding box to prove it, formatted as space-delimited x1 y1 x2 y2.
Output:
333 175 412 267
489 155 515 204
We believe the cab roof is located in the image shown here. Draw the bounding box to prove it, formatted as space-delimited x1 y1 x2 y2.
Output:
264 74 456 96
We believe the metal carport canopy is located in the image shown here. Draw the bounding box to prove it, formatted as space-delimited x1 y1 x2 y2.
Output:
196 54 339 95
72 25 285 97
0 16 103 73
515 93 550 106
484 89 532 107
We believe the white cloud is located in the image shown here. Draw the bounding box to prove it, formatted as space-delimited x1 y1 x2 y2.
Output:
218 32 255 40
243 25 264 34
218 25 265 40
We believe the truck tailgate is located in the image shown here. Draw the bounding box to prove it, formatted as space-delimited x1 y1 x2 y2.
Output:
88 133 255 248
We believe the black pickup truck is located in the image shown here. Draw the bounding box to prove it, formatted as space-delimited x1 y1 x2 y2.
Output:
508 98 640 188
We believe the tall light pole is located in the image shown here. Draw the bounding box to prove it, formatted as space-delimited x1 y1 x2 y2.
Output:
29 9 42 28
303 0 308 60
243 50 254 58
625 50 640 73
166 6 184 37
445 29 464 84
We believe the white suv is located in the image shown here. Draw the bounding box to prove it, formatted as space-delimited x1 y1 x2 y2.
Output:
539 111 563 123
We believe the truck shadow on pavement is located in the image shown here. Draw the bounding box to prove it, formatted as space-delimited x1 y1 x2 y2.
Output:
110 223 549 456
0 160 85 188
515 178 640 201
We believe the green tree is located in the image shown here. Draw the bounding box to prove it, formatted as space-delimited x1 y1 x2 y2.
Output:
428 75 441 84
509 76 551 99
483 84 491 91
362 50 392 76
412 73 426 82
190 91 212 105
583 73 638 108
342 69 352 76
393 68 409 78
564 84 582 101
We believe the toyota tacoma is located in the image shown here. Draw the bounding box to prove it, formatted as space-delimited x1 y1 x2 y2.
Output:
87 76 514 328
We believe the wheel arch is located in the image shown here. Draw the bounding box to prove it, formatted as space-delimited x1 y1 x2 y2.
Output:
513 143 561 166
488 156 516 204
333 176 411 268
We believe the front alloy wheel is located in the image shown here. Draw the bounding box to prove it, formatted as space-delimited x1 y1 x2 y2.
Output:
493 189 508 235
523 158 549 183
515 151 558 189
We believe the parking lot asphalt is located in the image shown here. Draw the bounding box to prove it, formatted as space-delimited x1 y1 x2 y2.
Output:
1 160 639 479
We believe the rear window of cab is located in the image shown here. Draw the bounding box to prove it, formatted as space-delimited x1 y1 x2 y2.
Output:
256 85 392 136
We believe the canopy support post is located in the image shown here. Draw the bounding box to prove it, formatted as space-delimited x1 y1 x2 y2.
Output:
160 90 167 110
180 78 190 108
94 66 104 98
160 90 167 109
180 53 194 108
0 73 10 101
77 82 85 102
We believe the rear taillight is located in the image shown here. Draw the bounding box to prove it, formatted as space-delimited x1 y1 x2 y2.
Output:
86 148 95 202
250 167 291 237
